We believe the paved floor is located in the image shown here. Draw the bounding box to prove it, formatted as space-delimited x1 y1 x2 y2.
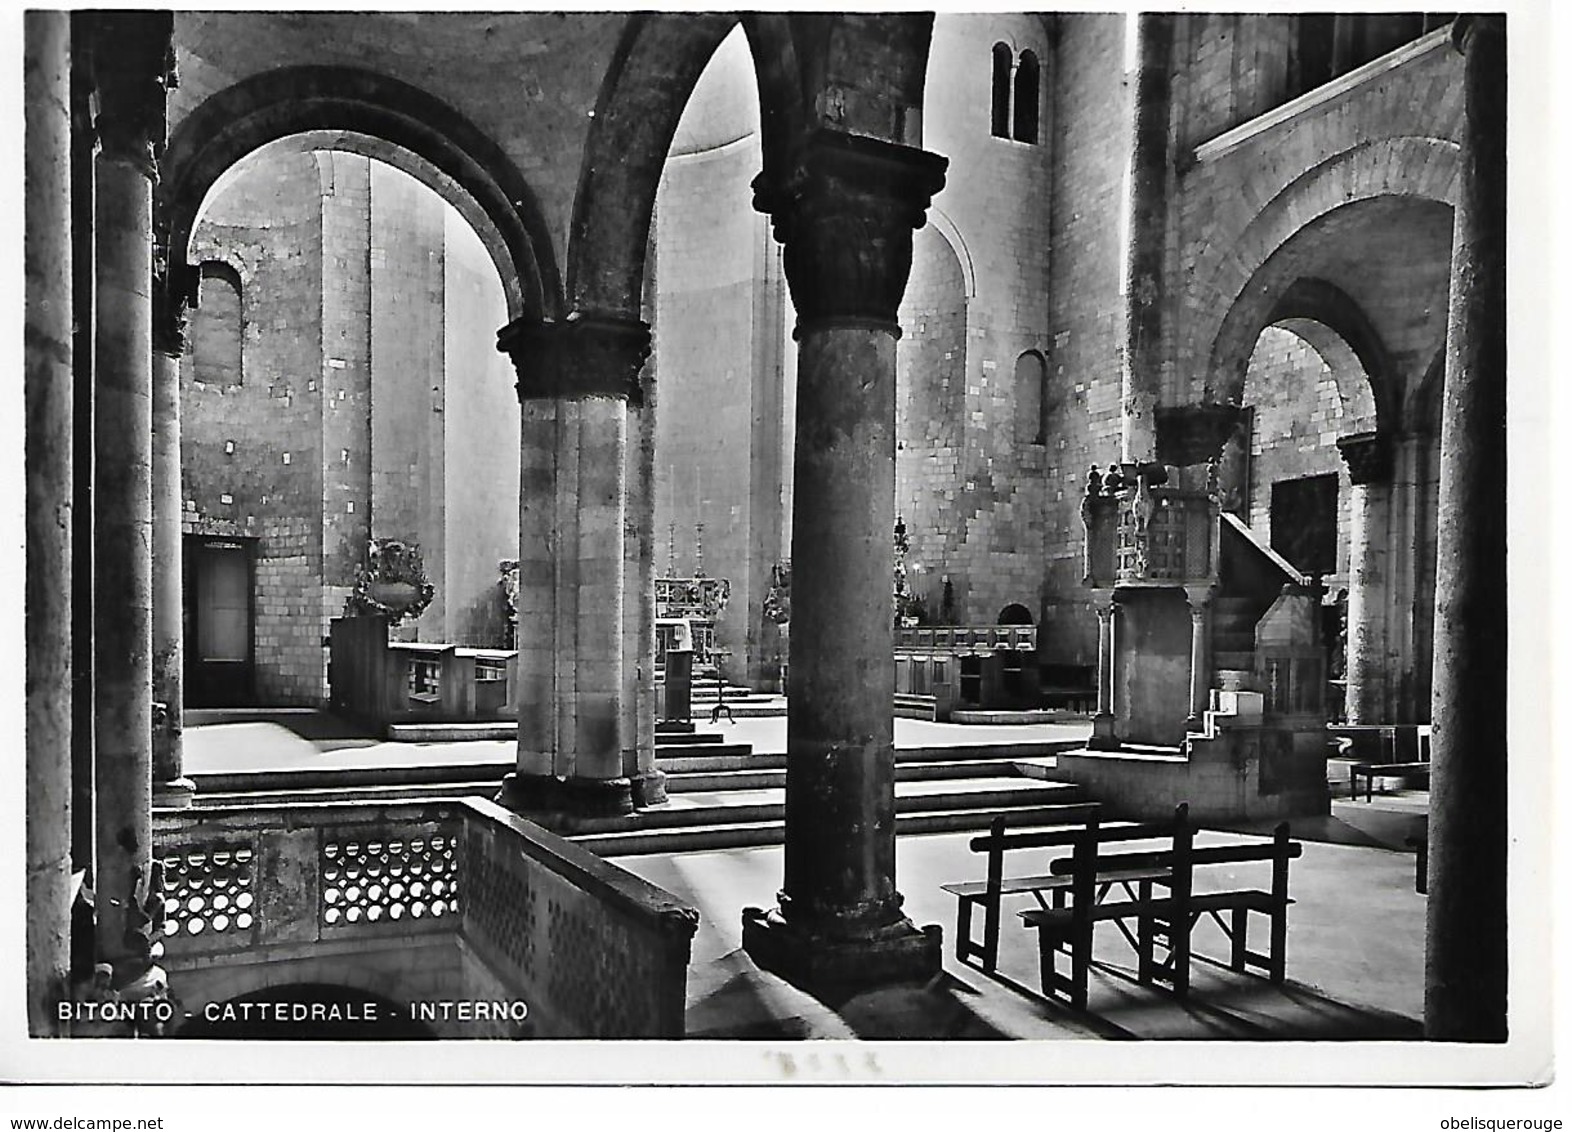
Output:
181 708 1428 1041
613 800 1427 1041
183 710 1094 775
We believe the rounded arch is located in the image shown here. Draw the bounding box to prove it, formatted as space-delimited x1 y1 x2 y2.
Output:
1231 276 1399 431
998 603 1034 626
566 12 808 318
924 206 977 299
159 65 559 322
991 41 1014 138
1192 135 1458 402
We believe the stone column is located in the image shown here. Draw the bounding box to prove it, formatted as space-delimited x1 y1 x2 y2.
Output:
1090 590 1119 749
1426 13 1506 1043
24 8 74 1035
151 260 194 808
625 368 666 807
495 314 650 819
1337 432 1394 724
1184 586 1213 728
89 11 174 998
1120 13 1175 468
741 128 948 991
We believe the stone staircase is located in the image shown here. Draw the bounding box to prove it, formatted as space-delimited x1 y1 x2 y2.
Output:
186 730 1087 857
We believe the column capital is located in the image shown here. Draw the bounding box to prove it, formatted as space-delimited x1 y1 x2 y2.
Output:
1154 402 1246 468
89 11 175 180
1337 431 1394 486
496 311 651 406
753 128 948 338
1452 13 1506 56
151 256 195 360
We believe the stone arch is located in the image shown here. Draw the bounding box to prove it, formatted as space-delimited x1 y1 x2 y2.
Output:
567 12 801 318
569 13 936 319
166 951 424 1025
159 65 558 322
1194 135 1459 404
998 602 1033 625
923 207 977 300
1408 344 1448 437
1264 277 1398 432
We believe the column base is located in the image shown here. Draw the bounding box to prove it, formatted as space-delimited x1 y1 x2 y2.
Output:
630 768 669 808
741 905 942 1004
153 777 196 810
1089 713 1120 750
494 772 635 822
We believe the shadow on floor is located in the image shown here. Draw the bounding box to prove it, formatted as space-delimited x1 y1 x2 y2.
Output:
186 708 381 752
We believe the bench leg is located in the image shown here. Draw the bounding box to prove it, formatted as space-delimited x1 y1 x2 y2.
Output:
1269 905 1288 984
1230 906 1248 973
955 899 973 963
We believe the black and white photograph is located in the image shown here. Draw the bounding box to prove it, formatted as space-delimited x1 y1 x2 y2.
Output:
8 0 1562 1118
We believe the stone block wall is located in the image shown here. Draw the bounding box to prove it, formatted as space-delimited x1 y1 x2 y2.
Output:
1240 325 1378 586
1035 13 1129 667
184 148 326 704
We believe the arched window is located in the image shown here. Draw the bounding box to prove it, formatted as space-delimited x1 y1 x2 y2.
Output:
1013 51 1040 144
191 261 243 387
1015 350 1047 445
990 43 1013 138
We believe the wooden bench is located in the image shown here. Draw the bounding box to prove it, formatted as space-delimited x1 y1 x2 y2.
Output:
940 803 1170 972
1021 807 1302 1010
1343 724 1431 800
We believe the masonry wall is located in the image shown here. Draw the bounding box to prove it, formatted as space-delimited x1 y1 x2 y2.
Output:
369 160 448 642
443 207 521 647
185 146 520 705
1240 325 1378 587
652 132 788 680
905 14 1059 634
1035 13 1129 667
185 148 326 705
318 151 374 694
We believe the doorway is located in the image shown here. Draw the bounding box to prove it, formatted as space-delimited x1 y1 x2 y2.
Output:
184 535 256 706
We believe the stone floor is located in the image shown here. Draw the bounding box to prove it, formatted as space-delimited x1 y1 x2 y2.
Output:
182 710 1429 1041
613 798 1428 1041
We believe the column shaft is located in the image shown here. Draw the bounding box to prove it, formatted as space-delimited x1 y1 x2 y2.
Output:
779 327 902 932
24 8 74 1035
92 151 156 983
1186 593 1211 726
1120 13 1174 466
1426 14 1506 1043
151 342 193 806
1345 479 1393 723
625 379 665 805
509 403 558 782
570 397 627 781
1090 595 1118 748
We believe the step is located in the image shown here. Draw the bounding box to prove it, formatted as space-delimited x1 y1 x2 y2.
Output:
582 801 1097 857
655 731 724 746
189 760 512 795
662 758 1044 794
387 721 517 742
560 778 1083 835
190 780 502 809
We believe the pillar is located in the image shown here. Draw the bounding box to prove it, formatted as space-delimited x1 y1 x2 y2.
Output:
1090 590 1119 749
1185 586 1213 728
25 8 74 1035
625 361 667 807
741 128 948 991
151 261 194 808
88 11 174 998
1337 431 1393 724
1120 13 1175 468
495 314 649 819
1426 14 1506 1043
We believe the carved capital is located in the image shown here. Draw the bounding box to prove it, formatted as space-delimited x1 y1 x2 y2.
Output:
89 12 176 179
151 256 195 359
1337 431 1393 486
753 128 947 338
1155 402 1247 468
497 312 651 405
